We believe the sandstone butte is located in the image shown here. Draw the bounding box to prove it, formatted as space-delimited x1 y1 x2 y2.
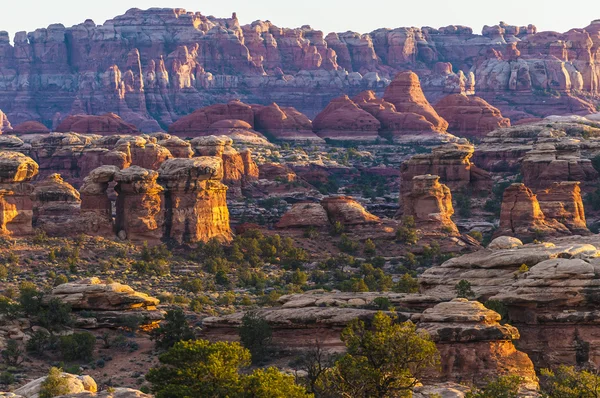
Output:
0 10 598 131
434 93 511 138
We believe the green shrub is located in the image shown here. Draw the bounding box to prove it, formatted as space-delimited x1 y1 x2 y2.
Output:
59 332 95 361
39 367 71 398
151 308 194 350
455 279 474 299
239 312 273 365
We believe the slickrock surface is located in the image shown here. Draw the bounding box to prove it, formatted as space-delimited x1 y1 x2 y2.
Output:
400 141 491 193
13 373 97 398
434 94 510 138
496 183 571 240
56 113 139 135
401 175 458 235
419 299 537 389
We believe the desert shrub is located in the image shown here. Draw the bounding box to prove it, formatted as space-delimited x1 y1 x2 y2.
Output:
239 312 273 365
466 375 524 398
394 273 419 293
455 279 475 299
151 308 194 350
1 340 22 366
59 332 95 362
39 367 71 398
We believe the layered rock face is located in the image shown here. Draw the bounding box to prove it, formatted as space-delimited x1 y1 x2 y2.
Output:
79 165 120 236
521 141 599 189
420 235 600 369
50 277 163 329
400 142 491 193
0 152 38 236
191 135 258 197
276 196 379 228
31 173 82 236
496 183 571 240
401 175 459 235
537 182 589 235
2 9 599 131
419 299 537 390
114 166 164 242
159 157 232 243
434 94 510 138
55 113 140 135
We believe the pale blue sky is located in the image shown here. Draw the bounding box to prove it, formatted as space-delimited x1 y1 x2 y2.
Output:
2 0 599 39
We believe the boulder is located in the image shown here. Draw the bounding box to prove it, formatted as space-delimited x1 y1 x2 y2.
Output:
13 373 96 398
320 196 380 225
276 202 330 228
487 236 523 250
9 121 50 134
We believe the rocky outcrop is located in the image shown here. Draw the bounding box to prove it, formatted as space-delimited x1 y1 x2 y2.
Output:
13 372 96 398
168 100 254 136
158 157 232 244
114 166 164 242
419 299 538 390
496 183 571 240
53 388 153 397
521 141 599 189
401 175 459 235
56 113 139 135
252 103 321 142
420 235 600 369
400 141 491 194
0 152 39 236
383 72 448 132
50 277 163 329
191 135 258 196
0 110 10 133
158 136 194 158
31 174 82 236
276 196 379 228
537 182 589 235
8 121 50 134
79 166 119 236
312 95 381 142
434 94 510 138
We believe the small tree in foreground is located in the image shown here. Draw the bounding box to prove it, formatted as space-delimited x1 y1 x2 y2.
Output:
39 367 70 398
455 279 475 299
239 311 273 365
146 339 311 398
465 375 524 398
318 312 439 397
540 365 600 397
150 308 194 350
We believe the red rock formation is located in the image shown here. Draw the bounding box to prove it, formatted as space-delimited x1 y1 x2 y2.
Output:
496 183 570 239
419 299 538 390
276 202 330 229
320 196 380 225
0 110 10 133
537 182 589 235
383 72 449 132
521 142 599 189
400 142 491 194
258 163 298 183
0 152 38 236
434 94 510 138
56 113 139 135
79 166 119 236
312 96 381 142
115 137 173 170
9 121 50 134
168 100 255 136
158 136 194 158
31 173 82 236
158 157 232 243
253 103 321 141
114 166 164 242
401 175 459 235
191 135 258 197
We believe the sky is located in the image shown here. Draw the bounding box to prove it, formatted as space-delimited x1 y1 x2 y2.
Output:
2 0 600 40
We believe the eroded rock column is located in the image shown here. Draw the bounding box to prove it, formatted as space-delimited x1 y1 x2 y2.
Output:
0 152 39 236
